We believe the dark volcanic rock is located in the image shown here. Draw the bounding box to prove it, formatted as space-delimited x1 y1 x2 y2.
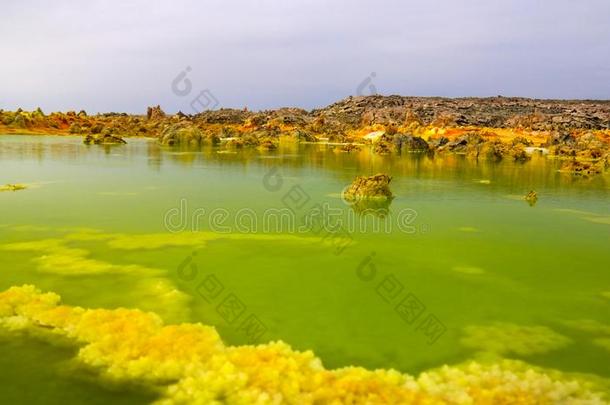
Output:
442 132 484 154
314 95 610 130
195 108 253 124
393 133 429 152
83 133 127 145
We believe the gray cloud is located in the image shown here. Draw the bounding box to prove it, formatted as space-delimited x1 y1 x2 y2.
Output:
1 0 609 113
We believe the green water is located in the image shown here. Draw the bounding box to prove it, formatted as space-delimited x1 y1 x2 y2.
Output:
1 134 609 403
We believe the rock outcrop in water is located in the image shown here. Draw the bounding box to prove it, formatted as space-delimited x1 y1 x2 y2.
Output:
343 174 393 200
525 190 538 206
159 123 203 146
83 133 127 145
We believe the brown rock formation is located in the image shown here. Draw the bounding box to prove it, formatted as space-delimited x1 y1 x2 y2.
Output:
147 105 166 121
343 174 393 200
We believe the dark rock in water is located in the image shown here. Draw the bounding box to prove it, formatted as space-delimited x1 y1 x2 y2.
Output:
429 137 449 148
393 133 429 152
257 138 278 151
559 159 604 176
373 135 393 155
343 174 393 200
159 123 202 146
83 133 126 145
338 143 361 153
524 190 538 206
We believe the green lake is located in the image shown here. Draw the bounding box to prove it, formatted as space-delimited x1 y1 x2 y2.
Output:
1 134 609 403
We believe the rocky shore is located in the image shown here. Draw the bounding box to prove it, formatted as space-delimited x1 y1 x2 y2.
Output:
1 95 609 175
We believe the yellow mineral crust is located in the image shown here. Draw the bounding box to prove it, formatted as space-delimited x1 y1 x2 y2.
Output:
460 323 572 357
0 285 606 404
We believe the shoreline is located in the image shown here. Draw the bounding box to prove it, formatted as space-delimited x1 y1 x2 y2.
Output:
2 95 610 176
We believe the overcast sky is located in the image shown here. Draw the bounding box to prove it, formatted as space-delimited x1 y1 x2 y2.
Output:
1 0 609 113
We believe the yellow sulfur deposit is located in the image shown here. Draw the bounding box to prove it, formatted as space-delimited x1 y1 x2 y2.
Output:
0 183 27 192
461 322 572 357
0 238 190 322
594 338 610 353
562 319 610 336
0 285 606 404
105 231 313 251
1 239 160 275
